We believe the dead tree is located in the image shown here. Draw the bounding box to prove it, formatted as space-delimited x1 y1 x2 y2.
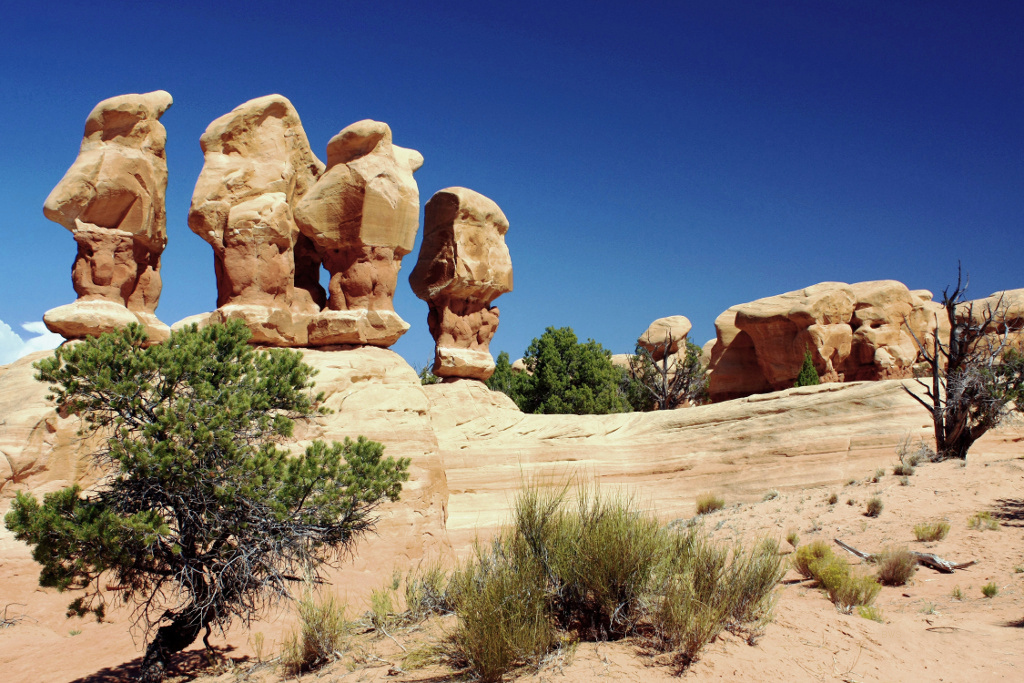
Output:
903 265 1024 460
627 334 708 411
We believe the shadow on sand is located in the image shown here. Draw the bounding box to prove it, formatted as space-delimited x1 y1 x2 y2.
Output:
70 647 240 683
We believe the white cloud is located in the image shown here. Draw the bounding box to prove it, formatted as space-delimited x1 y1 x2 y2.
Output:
0 319 63 365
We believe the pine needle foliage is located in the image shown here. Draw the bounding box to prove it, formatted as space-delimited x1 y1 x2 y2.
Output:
4 321 410 682
794 349 821 387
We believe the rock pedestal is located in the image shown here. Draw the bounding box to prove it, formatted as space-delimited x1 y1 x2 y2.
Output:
42 91 173 342
294 120 422 346
409 188 512 381
187 95 325 345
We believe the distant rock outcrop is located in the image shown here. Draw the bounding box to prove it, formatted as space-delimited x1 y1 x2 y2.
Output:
42 91 173 342
409 188 512 380
707 280 948 401
637 315 692 362
294 120 422 346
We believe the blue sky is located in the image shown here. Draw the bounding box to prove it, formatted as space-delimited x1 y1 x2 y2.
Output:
1 1 1021 367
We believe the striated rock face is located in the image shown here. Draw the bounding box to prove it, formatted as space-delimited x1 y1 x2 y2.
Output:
43 91 173 342
409 188 512 380
638 315 692 361
293 120 422 346
188 95 325 345
707 281 947 401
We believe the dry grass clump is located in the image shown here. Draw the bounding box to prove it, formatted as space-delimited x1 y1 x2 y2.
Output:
441 482 784 680
865 497 883 517
695 492 725 515
893 462 915 476
857 605 884 622
786 531 800 548
982 582 999 598
872 547 917 586
968 511 1000 531
914 521 950 542
827 493 838 505
763 489 780 501
280 589 350 675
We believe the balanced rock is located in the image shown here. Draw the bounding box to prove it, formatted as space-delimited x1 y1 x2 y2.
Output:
293 120 421 346
42 91 173 342
409 188 512 380
187 95 325 344
638 315 692 361
707 280 945 401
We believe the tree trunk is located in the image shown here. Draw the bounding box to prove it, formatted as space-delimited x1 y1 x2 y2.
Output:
138 608 212 683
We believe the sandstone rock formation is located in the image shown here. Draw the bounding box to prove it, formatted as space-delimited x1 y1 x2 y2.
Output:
42 91 173 342
637 315 692 361
293 120 422 346
959 288 1024 355
707 281 947 401
187 95 325 345
409 188 512 380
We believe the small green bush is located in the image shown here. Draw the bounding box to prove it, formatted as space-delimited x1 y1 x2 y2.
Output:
792 540 834 580
913 521 950 542
695 493 725 515
951 585 964 600
873 547 917 586
968 511 999 531
811 555 880 613
857 605 884 622
865 497 883 517
786 531 800 548
281 590 349 674
982 582 998 598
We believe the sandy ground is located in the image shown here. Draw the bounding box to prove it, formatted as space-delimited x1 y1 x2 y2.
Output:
2 444 1022 683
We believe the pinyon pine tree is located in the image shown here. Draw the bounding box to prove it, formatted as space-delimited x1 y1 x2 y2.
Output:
4 321 410 682
794 349 821 387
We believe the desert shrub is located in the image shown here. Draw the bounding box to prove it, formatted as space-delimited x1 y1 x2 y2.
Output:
898 476 910 486
914 521 950 542
786 531 800 548
982 582 999 598
446 541 552 682
895 435 935 467
695 493 725 515
857 605 884 622
865 497 884 517
810 555 880 613
893 462 915 476
763 489 780 502
968 511 1000 530
280 589 349 674
951 585 964 600
873 547 917 586
443 482 784 679
653 531 783 667
871 469 885 483
827 493 838 505
403 561 453 621
368 573 400 631
792 540 834 579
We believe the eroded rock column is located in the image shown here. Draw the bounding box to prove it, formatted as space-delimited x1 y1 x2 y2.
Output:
187 94 325 345
294 120 422 346
409 188 512 380
43 91 173 342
